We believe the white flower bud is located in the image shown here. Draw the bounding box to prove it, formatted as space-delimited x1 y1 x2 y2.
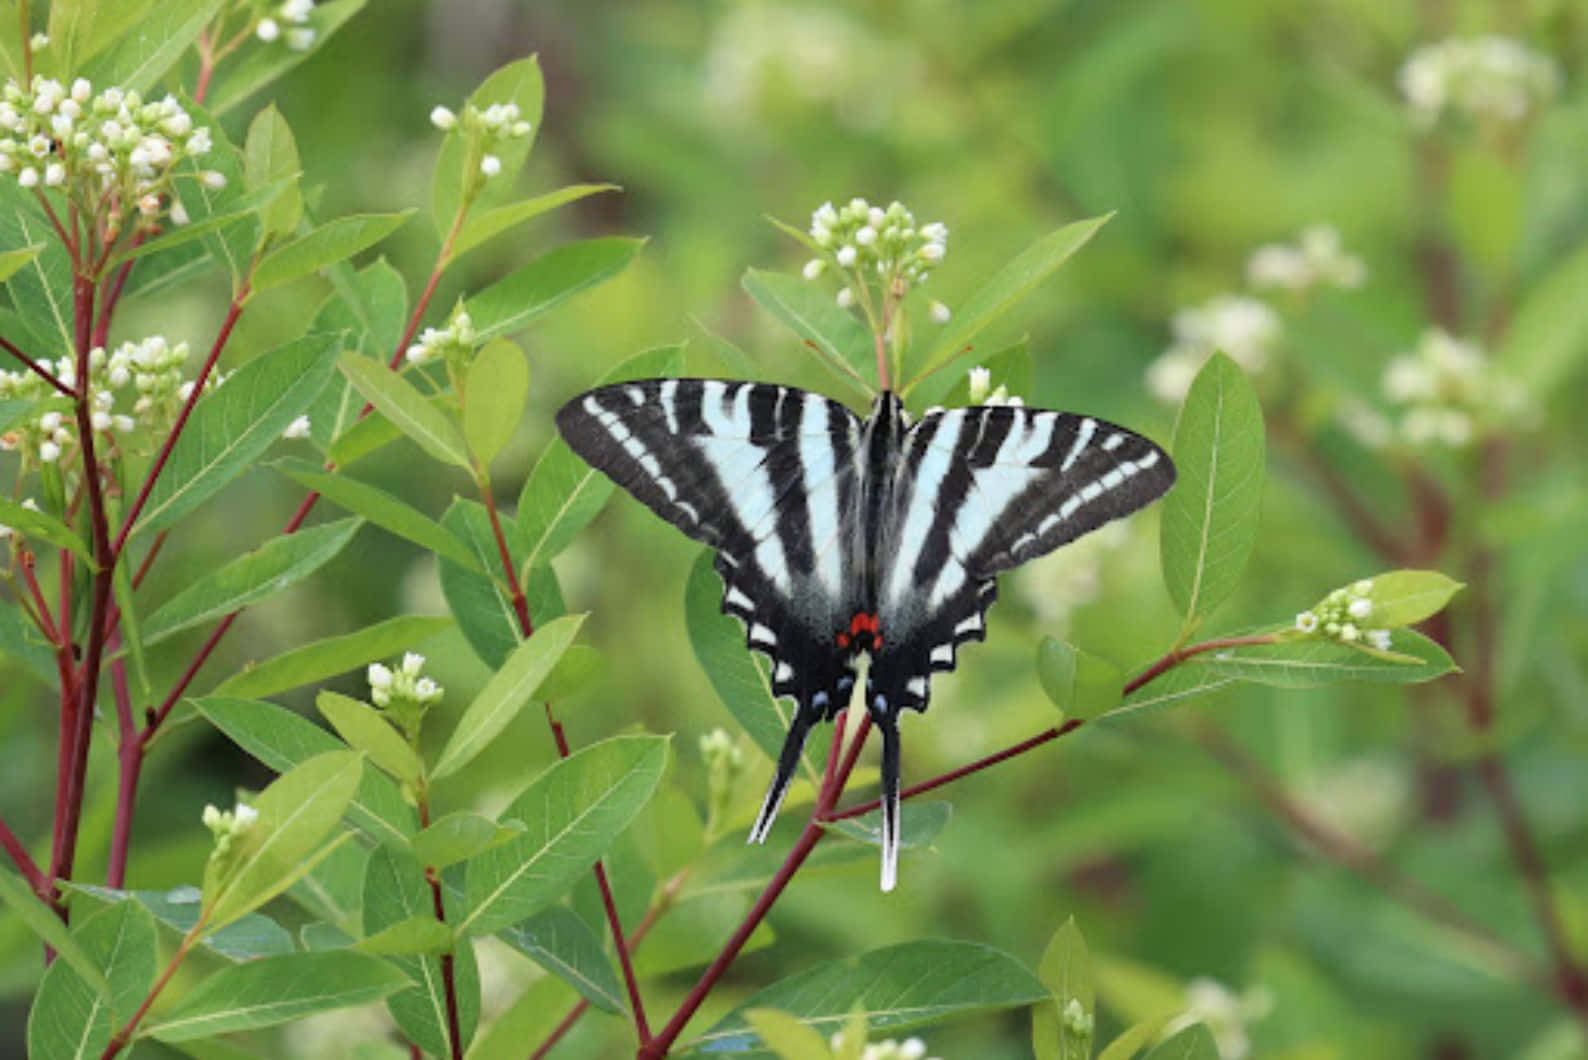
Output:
17 166 38 188
402 652 425 676
282 414 310 439
170 198 189 225
39 440 61 462
1367 629 1392 651
233 803 259 829
855 225 877 246
920 241 945 263
835 245 857 267
1295 610 1319 634
480 154 501 177
967 366 991 403
1348 597 1373 620
91 410 112 431
368 662 393 690
202 804 222 830
1339 623 1360 643
430 105 457 130
286 28 316 50
256 17 281 41
29 33 48 51
836 287 855 308
1352 579 1373 595
71 78 92 104
802 259 825 279
929 300 951 324
200 170 226 190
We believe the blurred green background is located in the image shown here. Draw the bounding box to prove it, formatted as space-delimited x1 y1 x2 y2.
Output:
5 1 1588 1057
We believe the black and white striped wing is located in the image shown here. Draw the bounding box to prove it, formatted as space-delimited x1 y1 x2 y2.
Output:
555 378 866 839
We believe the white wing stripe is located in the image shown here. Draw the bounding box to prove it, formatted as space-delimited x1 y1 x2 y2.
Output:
1061 416 1096 471
886 418 959 607
799 395 844 599
660 379 679 433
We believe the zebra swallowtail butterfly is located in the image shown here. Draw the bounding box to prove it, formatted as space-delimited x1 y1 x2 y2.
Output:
557 378 1175 890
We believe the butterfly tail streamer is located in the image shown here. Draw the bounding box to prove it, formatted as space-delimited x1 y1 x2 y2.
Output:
748 696 823 844
878 710 901 893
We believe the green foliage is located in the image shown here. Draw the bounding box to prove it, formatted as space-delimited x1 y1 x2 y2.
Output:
1033 918 1095 1060
26 901 155 1059
497 906 626 1013
210 614 453 699
464 236 646 341
339 351 472 470
253 210 414 292
742 268 873 385
1036 637 1123 720
462 338 530 469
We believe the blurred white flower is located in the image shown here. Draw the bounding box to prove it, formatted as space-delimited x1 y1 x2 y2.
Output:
1398 36 1560 128
281 415 311 440
1380 328 1528 448
1247 224 1366 293
1162 977 1273 1060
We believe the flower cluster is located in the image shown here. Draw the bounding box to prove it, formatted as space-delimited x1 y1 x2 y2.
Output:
1161 977 1273 1060
1295 579 1392 652
803 197 949 312
429 99 533 180
1398 36 1560 129
201 800 259 859
0 336 216 464
0 76 221 231
1246 225 1366 294
966 365 1023 407
1061 997 1095 1041
1147 295 1281 404
404 309 476 366
828 1033 937 1060
256 0 318 51
1377 328 1527 448
368 652 444 710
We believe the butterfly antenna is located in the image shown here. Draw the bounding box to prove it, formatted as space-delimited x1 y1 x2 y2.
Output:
878 711 901 892
748 695 823 844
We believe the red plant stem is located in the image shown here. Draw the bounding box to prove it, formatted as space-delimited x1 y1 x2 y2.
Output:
530 1005 588 1060
1121 635 1277 696
0 335 74 397
91 232 145 349
101 920 203 1058
105 650 139 889
19 552 75 697
481 481 531 633
417 797 466 1060
0 814 48 898
111 287 249 557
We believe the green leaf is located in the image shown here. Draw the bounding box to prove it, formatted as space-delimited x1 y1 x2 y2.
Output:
26 901 156 1060
438 499 565 668
1096 1017 1175 1060
1036 637 1123 721
930 339 1032 409
143 517 361 644
355 915 455 956
743 1009 833 1060
742 268 873 378
412 812 525 871
136 332 342 533
0 186 73 352
821 801 952 851
432 57 545 229
536 643 602 701
205 0 366 115
317 691 422 784
631 892 776 979
432 613 588 779
307 259 410 440
686 550 825 781
144 950 409 1041
465 237 645 342
688 940 1049 1051
1142 1024 1220 1060
1033 918 1094 1060
1195 629 1458 688
211 615 453 699
45 0 97 78
273 458 479 570
0 243 41 283
1499 240 1588 393
254 211 414 292
243 104 303 241
463 977 572 1060
1353 570 1465 629
326 403 406 468
364 846 480 1056
463 338 529 468
0 496 93 562
909 215 1111 388
496 906 624 1014
451 184 619 260
0 866 110 1000
65 884 294 961
80 0 224 94
338 352 471 469
459 734 668 936
196 697 417 848
1159 352 1265 635
206 750 364 929
516 344 684 572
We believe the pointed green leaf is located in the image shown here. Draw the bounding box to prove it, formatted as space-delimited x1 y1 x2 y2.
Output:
205 0 366 115
432 57 545 229
743 1009 833 1060
364 846 480 1056
910 215 1112 387
1353 570 1465 629
254 211 414 292
306 259 410 447
0 243 41 284
496 906 624 1014
412 812 525 871
45 0 98 80
338 351 471 469
690 940 1049 1050
686 550 826 781
432 613 587 779
463 338 529 468
516 344 684 572
452 184 619 260
439 499 565 667
1096 1017 1175 1060
1159 352 1265 634
0 496 92 562
317 691 422 784
243 104 303 240
465 237 645 341
211 615 453 699
206 751 364 929
1499 240 1588 392
144 950 409 1041
1196 629 1457 687
0 866 110 999
80 0 224 94
355 915 454 957
459 734 668 936
273 457 479 569
1033 918 1095 1060
26 901 156 1060
136 332 343 533
1036 637 1123 720
143 517 362 645
821 801 952 851
196 697 417 848
65 883 293 961
742 268 873 377
1142 1024 1220 1060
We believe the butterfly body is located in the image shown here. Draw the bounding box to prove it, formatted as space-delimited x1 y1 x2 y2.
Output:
557 378 1175 890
